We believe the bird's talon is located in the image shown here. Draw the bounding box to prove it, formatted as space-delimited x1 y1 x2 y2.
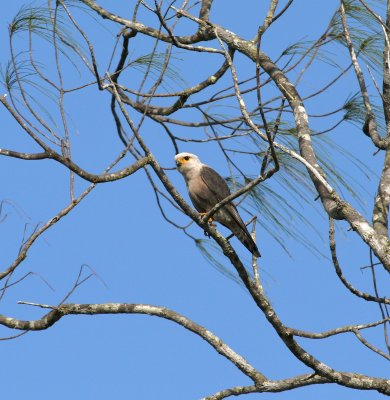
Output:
199 212 213 223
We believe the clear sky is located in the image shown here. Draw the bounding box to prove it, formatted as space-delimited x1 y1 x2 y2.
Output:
0 1 388 399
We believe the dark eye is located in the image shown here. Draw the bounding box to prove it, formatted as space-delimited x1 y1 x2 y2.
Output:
184 156 190 161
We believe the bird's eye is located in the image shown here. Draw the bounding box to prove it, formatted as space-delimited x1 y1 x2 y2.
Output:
184 156 190 161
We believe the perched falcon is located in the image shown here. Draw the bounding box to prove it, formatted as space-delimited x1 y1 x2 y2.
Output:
175 152 260 257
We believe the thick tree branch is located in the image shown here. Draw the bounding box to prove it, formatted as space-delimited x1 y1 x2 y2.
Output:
1 302 266 384
199 0 212 21
79 0 216 50
372 0 390 236
203 374 329 400
340 1 390 238
0 149 48 160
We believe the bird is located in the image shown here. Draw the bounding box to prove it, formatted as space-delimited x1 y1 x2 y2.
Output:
175 152 260 257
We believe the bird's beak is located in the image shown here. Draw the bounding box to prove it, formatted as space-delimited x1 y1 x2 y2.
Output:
175 159 182 168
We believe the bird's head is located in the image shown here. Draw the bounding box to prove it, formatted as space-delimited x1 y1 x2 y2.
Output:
175 152 202 177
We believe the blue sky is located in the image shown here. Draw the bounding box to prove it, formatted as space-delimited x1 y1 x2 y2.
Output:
0 1 388 399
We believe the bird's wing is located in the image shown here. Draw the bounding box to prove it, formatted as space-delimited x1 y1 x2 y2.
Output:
199 166 231 203
200 165 260 257
200 166 247 228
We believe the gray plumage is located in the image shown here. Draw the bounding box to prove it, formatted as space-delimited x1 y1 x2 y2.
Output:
175 152 260 257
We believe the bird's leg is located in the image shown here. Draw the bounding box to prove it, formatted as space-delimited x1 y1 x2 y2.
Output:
199 212 217 226
199 212 217 237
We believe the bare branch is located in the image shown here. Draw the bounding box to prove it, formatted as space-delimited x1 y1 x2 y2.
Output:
203 374 329 400
329 218 390 304
288 317 390 339
353 328 390 361
2 302 266 384
340 2 387 148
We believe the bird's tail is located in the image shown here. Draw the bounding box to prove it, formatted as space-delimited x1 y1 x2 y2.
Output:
233 225 261 258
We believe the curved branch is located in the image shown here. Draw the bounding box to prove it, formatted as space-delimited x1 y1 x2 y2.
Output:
329 218 390 304
288 318 390 339
0 149 48 160
0 148 152 183
114 88 190 116
2 302 266 384
109 46 232 117
48 153 152 183
118 50 233 99
0 95 152 183
340 2 387 149
353 328 390 361
79 0 216 49
203 374 329 400
0 184 96 281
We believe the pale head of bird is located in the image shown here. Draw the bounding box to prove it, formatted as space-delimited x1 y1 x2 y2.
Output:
175 152 203 180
